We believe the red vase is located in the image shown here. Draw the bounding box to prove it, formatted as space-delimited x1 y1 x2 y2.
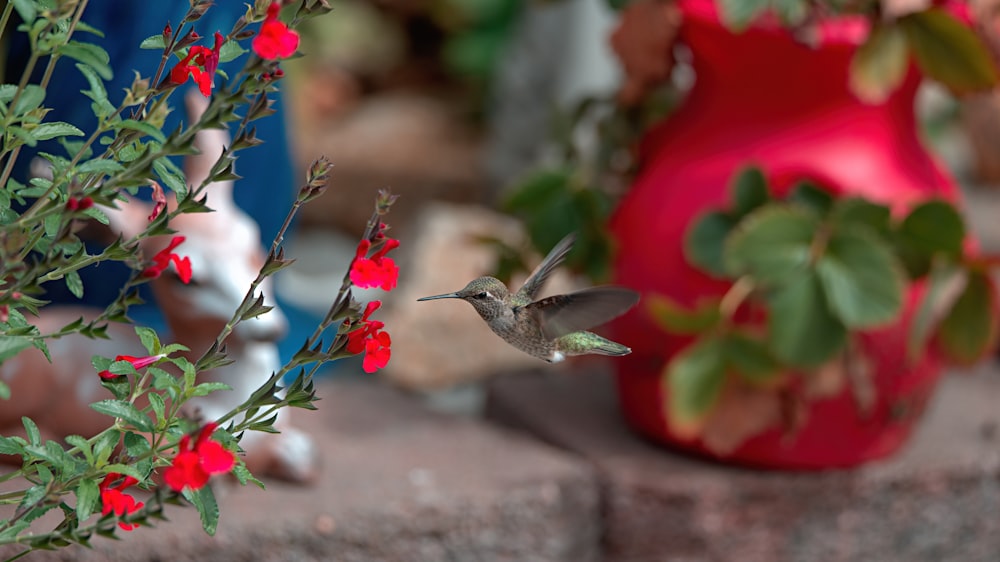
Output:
609 0 964 469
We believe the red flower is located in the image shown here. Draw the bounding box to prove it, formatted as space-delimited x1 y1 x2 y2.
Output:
164 422 236 492
148 181 166 222
169 31 223 97
349 238 399 290
252 2 300 60
347 301 392 373
142 236 192 283
98 353 165 380
99 473 145 531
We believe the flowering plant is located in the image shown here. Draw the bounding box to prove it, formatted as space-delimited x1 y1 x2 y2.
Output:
0 0 400 555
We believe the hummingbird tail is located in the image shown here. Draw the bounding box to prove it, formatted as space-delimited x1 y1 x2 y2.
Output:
557 332 632 357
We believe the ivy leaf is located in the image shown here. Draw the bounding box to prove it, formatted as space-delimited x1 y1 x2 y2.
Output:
723 206 817 285
937 270 998 365
815 229 904 328
849 22 910 104
900 8 998 94
767 270 847 367
685 211 737 277
665 336 727 435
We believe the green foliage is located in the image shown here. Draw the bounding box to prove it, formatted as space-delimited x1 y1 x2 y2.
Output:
661 165 996 434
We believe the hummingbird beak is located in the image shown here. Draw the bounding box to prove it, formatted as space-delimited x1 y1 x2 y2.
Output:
416 292 461 301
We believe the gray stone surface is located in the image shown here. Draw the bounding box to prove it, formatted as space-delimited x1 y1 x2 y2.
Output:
2 376 600 562
486 363 1000 562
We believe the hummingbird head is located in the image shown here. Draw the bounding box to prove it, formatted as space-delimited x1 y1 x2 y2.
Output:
417 276 510 320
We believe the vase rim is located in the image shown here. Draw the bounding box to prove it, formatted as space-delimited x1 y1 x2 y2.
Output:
679 0 870 46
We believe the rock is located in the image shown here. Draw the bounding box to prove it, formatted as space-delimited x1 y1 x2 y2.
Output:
0 376 600 562
381 202 577 390
486 364 1000 562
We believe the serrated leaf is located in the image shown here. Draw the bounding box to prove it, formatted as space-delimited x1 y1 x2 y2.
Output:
13 85 45 116
77 158 125 175
65 434 94 465
90 400 153 432
0 335 33 363
75 478 100 522
767 270 847 367
901 8 998 94
183 485 220 535
723 206 817 284
816 229 904 328
685 210 738 277
148 392 166 426
937 270 998 364
731 166 769 216
31 122 85 141
135 326 160 355
58 41 113 80
666 337 727 436
647 294 721 335
849 23 910 104
65 270 84 299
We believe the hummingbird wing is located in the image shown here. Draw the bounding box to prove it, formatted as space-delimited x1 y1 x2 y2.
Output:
514 233 576 306
522 286 640 339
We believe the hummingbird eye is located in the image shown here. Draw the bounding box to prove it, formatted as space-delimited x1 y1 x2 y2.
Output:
473 292 488 300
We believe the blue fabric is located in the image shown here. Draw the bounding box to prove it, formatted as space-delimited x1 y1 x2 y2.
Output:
6 2 322 366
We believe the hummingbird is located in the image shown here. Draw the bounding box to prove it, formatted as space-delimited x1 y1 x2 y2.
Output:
417 233 640 363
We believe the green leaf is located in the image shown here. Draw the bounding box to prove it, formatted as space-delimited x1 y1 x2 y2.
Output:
31 122 84 141
901 8 998 94
938 270 998 364
65 270 84 299
148 393 166 426
816 229 904 328
22 417 41 446
184 485 220 535
0 335 33 364
123 431 153 479
647 294 721 335
788 181 833 216
830 197 891 237
731 166 769 217
718 0 770 31
503 168 570 211
894 199 965 277
13 85 45 117
75 478 100 522
189 382 233 397
724 332 780 384
115 119 166 142
65 434 95 465
849 22 910 104
767 270 847 367
908 260 961 362
723 206 817 284
135 326 160 355
219 40 247 63
90 400 153 432
665 337 727 433
139 34 166 50
685 211 737 277
77 158 125 175
0 381 9 400
772 0 809 26
11 0 37 23
58 41 113 80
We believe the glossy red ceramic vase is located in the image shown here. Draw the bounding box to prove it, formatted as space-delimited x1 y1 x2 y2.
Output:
609 0 964 469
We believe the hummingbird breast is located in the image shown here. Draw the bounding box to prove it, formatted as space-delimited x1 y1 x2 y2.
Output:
489 307 558 361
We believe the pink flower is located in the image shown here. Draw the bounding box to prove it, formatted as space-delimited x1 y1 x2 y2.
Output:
252 2 300 60
169 32 223 97
349 239 399 290
99 473 145 531
142 236 192 283
148 181 167 222
98 354 165 380
163 423 236 492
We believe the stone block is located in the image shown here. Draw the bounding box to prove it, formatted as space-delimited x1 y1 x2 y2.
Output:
1 376 599 562
486 364 1000 562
